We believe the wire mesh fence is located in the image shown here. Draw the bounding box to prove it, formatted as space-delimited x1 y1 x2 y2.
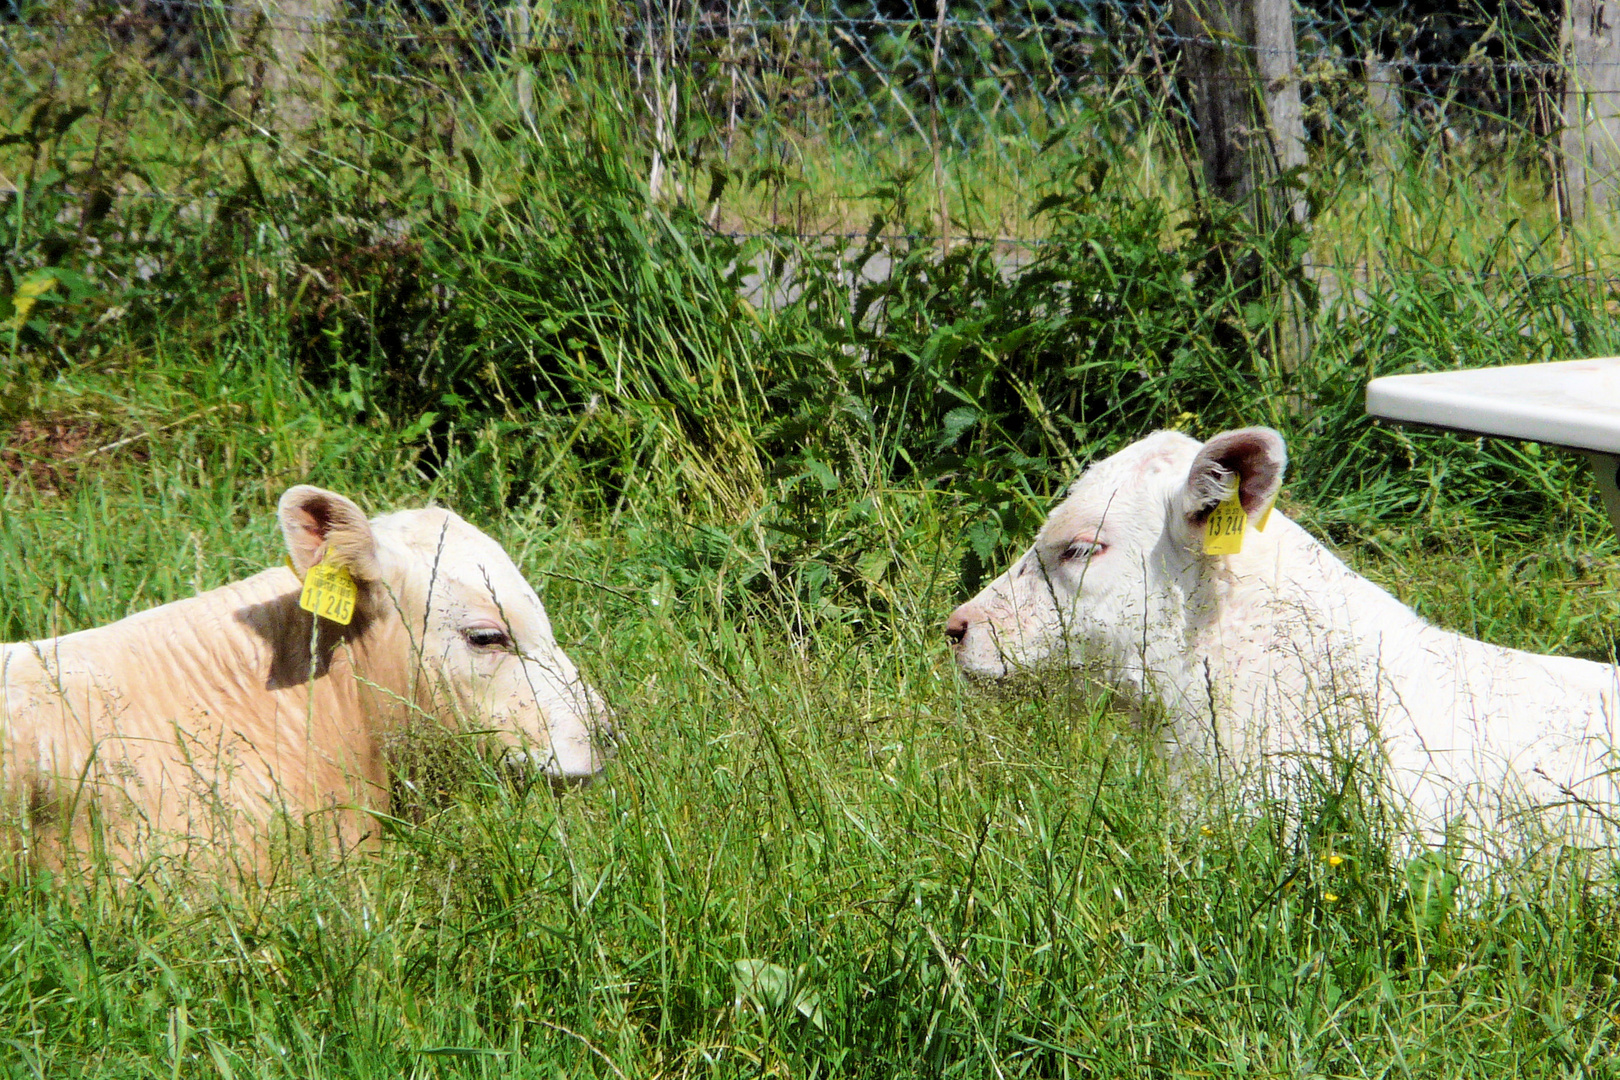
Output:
1 0 1570 172
0 0 1591 291
7 0 1620 532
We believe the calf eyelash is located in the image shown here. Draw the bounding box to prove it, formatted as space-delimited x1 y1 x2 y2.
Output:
1061 540 1104 562
463 626 514 650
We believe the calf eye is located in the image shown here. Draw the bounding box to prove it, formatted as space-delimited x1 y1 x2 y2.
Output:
1061 541 1104 562
463 627 513 651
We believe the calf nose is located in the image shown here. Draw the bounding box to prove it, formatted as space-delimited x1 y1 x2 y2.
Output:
944 610 970 646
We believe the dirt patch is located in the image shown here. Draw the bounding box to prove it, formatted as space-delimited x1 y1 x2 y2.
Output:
0 415 149 494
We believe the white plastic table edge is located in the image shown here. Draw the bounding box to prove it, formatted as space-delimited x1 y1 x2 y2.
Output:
1365 361 1620 536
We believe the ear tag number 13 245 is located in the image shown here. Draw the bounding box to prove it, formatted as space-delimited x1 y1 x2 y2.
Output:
299 562 357 626
1203 481 1249 556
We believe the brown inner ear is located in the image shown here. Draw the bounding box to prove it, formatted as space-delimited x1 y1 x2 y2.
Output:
301 500 340 539
1185 429 1285 523
283 506 337 571
280 486 382 582
1225 452 1282 517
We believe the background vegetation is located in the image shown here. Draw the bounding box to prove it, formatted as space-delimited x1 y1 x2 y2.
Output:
3 0 1620 1074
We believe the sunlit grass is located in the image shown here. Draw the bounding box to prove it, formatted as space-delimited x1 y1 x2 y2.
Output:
4 4 1620 1075
3 336 1620 1075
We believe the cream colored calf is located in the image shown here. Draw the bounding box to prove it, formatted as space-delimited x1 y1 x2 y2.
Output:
1 486 610 866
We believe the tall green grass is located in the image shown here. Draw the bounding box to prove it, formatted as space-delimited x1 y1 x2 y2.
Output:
4 2 1620 1074
3 439 1619 1075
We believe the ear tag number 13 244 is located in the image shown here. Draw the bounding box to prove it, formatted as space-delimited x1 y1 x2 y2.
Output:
299 562 357 626
1203 481 1249 556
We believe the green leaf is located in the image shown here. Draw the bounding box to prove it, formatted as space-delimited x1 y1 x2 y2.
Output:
804 457 839 492
856 550 889 584
51 104 91 138
1031 192 1068 215
731 960 826 1031
705 163 729 206
732 959 792 1010
939 405 980 449
792 982 827 1031
1405 852 1459 932
966 519 1002 565
399 411 440 441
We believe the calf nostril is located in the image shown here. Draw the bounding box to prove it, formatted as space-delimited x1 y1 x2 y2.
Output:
944 613 969 645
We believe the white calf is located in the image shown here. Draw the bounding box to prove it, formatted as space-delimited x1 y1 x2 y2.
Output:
946 427 1620 844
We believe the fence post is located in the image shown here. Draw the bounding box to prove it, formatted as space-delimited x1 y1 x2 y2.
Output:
1252 0 1307 225
1172 0 1311 368
1172 0 1307 226
243 0 338 129
1561 0 1620 222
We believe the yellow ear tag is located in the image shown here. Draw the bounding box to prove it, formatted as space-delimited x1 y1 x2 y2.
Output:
1255 496 1276 532
1203 483 1249 556
298 562 357 626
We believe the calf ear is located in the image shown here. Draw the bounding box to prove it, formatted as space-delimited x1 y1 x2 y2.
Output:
1183 427 1287 524
278 486 382 582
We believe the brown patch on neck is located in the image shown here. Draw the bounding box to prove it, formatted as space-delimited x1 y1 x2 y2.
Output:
234 584 384 691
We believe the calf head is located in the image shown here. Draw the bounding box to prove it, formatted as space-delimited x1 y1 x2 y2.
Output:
279 486 610 781
945 428 1286 692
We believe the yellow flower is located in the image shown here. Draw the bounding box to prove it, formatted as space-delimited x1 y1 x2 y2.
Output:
8 272 57 331
1326 854 1344 867
1199 825 1214 837
1324 892 1339 902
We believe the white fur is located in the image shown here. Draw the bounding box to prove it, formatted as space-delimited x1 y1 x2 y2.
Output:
947 428 1620 845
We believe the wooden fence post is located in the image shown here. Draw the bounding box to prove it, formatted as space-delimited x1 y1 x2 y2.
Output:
1172 0 1307 226
1172 0 1311 368
245 0 337 130
1562 0 1620 222
1251 0 1307 225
